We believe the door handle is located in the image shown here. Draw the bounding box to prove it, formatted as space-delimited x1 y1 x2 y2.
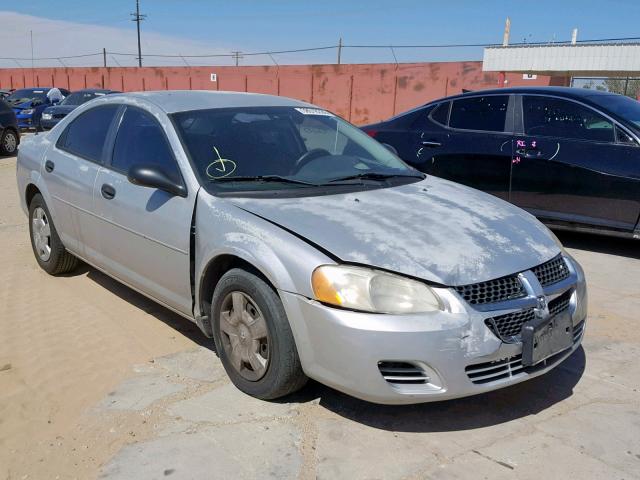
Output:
421 141 442 148
44 160 55 173
101 184 116 200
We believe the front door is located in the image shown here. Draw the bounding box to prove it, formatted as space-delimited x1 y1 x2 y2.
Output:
511 95 640 231
92 106 196 315
412 95 514 201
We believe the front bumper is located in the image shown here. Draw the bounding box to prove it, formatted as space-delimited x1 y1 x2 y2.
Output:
15 112 35 129
40 117 61 130
280 254 587 405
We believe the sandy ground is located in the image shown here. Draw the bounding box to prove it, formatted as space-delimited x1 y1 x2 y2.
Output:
1 152 639 480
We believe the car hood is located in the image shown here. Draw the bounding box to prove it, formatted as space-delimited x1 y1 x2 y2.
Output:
43 105 75 115
9 100 34 110
229 177 561 286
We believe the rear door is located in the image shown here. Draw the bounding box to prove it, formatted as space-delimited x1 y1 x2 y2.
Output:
511 95 640 231
407 95 514 201
92 105 196 315
43 104 120 255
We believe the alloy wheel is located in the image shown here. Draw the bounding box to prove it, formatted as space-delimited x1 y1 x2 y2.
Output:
3 132 17 153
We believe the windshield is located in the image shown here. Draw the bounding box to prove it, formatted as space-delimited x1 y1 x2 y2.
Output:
5 88 49 105
588 94 640 128
172 106 418 192
62 92 103 106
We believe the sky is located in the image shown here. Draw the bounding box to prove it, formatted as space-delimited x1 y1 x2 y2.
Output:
1 0 639 68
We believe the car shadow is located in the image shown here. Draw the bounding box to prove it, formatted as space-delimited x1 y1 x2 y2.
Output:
80 265 215 351
555 230 640 260
74 263 585 433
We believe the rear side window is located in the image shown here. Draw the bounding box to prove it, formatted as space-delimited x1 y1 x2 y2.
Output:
450 95 508 132
523 96 614 142
111 107 182 183
58 105 119 162
430 102 449 126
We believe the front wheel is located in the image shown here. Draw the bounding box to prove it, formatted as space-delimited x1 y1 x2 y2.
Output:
28 194 78 275
211 268 307 399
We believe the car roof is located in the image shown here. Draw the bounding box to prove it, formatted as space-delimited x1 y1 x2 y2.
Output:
435 86 621 103
105 90 313 114
73 88 116 94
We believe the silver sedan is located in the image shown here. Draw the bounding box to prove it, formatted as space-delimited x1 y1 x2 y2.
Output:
16 91 587 404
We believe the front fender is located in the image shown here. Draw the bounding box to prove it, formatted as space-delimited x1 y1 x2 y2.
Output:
194 191 334 314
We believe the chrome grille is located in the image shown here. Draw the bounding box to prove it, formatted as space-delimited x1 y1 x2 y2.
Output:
454 275 525 305
378 361 429 385
485 309 535 341
466 320 584 384
485 290 573 342
532 255 570 287
549 290 572 317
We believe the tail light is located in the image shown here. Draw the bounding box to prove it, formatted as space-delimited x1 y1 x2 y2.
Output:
365 129 378 138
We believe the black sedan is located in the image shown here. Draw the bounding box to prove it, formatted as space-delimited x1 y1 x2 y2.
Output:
362 87 640 240
40 88 120 129
0 98 19 156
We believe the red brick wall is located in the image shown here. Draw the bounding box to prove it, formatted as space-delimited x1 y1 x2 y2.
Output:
0 62 559 125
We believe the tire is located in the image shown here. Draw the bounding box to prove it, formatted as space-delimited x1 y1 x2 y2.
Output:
211 268 307 400
0 129 18 156
28 194 78 275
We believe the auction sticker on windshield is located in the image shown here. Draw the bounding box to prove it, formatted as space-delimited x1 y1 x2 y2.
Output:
295 108 334 116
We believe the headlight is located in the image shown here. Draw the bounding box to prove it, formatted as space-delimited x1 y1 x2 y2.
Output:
311 265 442 314
21 109 34 115
41 113 52 120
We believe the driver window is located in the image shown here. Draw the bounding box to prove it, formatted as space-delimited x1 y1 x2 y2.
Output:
523 96 614 142
111 107 182 184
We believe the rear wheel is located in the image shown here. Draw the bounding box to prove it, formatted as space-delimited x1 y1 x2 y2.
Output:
28 194 78 275
211 268 307 399
0 129 18 155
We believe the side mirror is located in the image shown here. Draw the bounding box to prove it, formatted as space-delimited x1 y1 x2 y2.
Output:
127 164 187 198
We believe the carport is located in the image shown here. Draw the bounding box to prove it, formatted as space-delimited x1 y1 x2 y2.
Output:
483 42 640 98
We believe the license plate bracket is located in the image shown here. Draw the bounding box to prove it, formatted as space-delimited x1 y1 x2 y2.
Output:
522 311 573 367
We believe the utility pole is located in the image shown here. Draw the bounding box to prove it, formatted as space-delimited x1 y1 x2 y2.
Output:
502 17 511 46
131 0 146 67
337 37 342 64
231 51 243 66
103 48 107 67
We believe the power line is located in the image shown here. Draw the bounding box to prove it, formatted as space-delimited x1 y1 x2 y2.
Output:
1 36 640 63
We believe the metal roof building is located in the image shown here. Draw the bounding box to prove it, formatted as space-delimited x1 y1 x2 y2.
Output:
483 43 640 77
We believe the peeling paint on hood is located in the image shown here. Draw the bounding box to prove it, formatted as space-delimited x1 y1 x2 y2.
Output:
229 177 561 286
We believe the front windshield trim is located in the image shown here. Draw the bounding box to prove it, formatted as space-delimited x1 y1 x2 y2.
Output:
169 105 420 197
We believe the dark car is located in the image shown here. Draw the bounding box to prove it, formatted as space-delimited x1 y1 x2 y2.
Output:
363 87 640 239
40 89 120 129
0 98 20 155
4 88 71 131
0 89 14 100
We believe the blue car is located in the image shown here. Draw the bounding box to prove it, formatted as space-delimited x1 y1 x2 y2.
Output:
40 89 120 130
4 88 70 131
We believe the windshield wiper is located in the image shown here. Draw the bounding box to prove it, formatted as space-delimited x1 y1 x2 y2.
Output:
211 175 319 186
326 172 425 183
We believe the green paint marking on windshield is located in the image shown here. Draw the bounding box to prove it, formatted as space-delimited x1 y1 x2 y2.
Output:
206 146 237 179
